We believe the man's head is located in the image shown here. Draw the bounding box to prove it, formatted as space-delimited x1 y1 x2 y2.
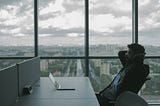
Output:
126 43 145 64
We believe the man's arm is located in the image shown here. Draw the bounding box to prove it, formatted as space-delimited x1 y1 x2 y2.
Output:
118 51 127 67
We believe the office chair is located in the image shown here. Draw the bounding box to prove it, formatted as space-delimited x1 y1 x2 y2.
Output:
115 91 149 106
95 76 151 106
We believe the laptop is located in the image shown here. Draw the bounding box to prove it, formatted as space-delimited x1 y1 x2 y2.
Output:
49 73 75 90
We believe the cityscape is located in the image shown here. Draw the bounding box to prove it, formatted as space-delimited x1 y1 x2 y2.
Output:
0 44 160 102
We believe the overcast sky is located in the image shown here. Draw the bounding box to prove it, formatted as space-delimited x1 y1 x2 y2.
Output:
0 0 160 46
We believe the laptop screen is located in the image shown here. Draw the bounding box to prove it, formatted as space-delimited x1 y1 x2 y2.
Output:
49 73 61 89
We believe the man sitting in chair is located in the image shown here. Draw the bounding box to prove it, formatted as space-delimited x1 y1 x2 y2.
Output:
96 43 150 106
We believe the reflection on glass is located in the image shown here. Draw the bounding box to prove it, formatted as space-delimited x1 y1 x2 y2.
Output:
89 0 132 56
39 0 85 56
139 0 160 56
40 59 85 77
0 0 34 57
89 59 160 103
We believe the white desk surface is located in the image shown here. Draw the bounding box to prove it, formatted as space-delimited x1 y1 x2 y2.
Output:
16 77 99 106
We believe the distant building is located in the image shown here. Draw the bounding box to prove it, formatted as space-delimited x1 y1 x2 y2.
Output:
49 59 56 64
53 71 61 77
40 60 48 71
100 62 110 75
24 52 34 57
94 60 101 67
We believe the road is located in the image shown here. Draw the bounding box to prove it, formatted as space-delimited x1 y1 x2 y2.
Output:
89 64 101 86
64 60 72 77
76 59 84 77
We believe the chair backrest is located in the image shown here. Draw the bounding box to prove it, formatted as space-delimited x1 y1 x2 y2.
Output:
128 64 150 94
115 91 148 106
135 64 150 94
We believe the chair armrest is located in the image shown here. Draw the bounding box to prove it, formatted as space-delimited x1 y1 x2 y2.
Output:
95 92 99 95
95 92 101 99
95 92 115 105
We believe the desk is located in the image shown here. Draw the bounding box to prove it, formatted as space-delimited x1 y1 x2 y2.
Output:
16 77 100 106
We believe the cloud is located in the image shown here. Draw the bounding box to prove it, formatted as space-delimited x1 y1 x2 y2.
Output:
88 0 132 35
139 0 160 32
0 9 10 20
90 0 131 16
39 27 84 37
39 0 65 15
0 0 18 7
109 0 131 12
0 0 34 37
39 10 84 29
38 34 53 37
90 14 131 33
67 33 79 37
139 0 151 6
63 0 84 13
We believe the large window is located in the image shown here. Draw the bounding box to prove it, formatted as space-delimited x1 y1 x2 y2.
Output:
39 0 85 57
0 0 160 104
89 0 132 56
139 0 160 56
0 0 34 57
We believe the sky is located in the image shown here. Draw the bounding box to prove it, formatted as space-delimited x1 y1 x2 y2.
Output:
0 0 160 46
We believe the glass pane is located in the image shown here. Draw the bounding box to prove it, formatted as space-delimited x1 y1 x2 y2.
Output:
40 59 85 77
0 59 24 69
141 58 160 103
0 0 34 57
139 0 160 56
89 0 132 56
39 0 85 57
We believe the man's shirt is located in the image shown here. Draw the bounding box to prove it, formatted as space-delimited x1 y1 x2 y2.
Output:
102 68 126 100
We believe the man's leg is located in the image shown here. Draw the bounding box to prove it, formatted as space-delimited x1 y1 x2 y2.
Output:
96 93 114 106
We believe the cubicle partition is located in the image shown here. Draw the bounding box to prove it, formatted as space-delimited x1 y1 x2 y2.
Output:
17 57 40 96
0 65 18 106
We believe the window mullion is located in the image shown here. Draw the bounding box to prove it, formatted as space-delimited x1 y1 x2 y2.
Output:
34 0 38 57
132 0 138 43
85 0 89 76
